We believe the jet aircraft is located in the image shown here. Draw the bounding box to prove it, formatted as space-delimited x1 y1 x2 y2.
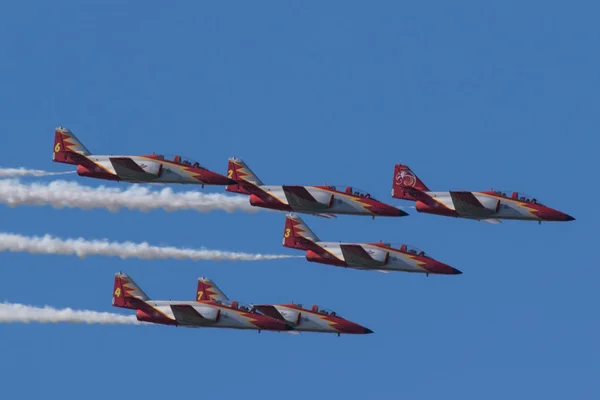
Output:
197 277 373 335
282 214 461 275
392 164 575 223
225 157 407 218
53 127 235 186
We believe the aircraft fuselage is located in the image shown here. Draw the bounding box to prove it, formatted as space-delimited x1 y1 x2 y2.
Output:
417 191 574 221
247 185 405 217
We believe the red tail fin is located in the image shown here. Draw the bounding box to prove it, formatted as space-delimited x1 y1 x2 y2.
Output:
392 164 430 200
225 157 263 194
112 273 150 309
283 214 320 250
196 278 229 302
53 127 92 165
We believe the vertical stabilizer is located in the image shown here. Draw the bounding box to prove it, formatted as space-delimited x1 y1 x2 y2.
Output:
196 278 230 302
392 164 430 200
53 127 91 165
283 214 320 250
225 157 263 194
112 273 150 309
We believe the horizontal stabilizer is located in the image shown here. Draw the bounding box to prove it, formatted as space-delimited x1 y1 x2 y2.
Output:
402 187 441 209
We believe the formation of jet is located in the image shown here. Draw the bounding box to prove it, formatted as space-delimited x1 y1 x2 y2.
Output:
225 157 407 218
392 164 575 223
113 273 372 335
46 127 578 337
52 127 235 186
282 214 461 275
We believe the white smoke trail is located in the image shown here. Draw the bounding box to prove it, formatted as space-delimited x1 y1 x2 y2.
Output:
0 303 141 325
0 179 255 213
0 168 75 178
0 233 298 261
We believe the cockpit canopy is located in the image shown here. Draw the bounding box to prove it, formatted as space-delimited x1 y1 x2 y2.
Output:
324 185 376 200
382 243 431 258
492 190 542 205
311 304 342 318
214 299 258 313
151 153 207 170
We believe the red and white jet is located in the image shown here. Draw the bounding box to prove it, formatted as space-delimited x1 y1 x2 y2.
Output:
392 164 575 223
282 214 461 275
196 278 373 336
53 127 235 187
225 157 407 218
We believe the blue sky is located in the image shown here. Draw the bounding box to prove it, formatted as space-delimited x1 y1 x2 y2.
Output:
0 1 597 398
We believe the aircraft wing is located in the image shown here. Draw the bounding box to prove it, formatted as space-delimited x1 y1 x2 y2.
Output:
282 186 332 211
253 305 285 321
170 305 206 325
110 157 161 181
481 219 502 224
340 244 389 269
450 191 495 218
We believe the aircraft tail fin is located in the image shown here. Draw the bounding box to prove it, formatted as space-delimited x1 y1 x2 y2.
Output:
196 278 230 302
53 127 92 165
283 213 320 250
225 157 264 194
112 272 150 309
392 164 430 200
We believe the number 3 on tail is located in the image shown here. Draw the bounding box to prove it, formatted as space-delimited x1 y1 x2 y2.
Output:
284 228 291 238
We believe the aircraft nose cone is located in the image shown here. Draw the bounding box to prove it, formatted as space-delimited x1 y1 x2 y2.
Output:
363 328 374 334
371 203 408 217
537 208 575 222
396 208 409 217
425 260 461 275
